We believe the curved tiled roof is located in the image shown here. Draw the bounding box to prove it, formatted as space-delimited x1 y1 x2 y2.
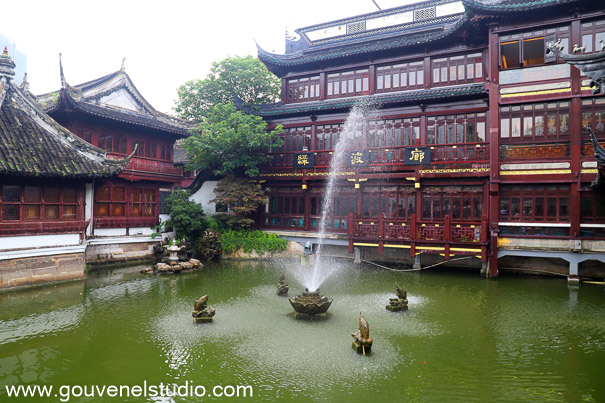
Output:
258 15 469 75
462 0 580 13
59 91 192 136
0 76 127 179
38 65 194 137
239 83 485 118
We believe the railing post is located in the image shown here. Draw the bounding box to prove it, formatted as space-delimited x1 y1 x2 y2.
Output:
348 212 354 253
480 215 488 243
410 213 416 258
378 214 384 255
444 215 451 260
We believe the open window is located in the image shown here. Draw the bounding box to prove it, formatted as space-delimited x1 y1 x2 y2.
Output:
500 37 545 69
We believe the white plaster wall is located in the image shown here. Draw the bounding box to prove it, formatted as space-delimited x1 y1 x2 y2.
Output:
94 228 127 237
129 227 154 236
190 180 219 215
85 182 94 237
0 234 81 252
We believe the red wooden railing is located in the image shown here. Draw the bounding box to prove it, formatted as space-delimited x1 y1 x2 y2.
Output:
348 213 488 260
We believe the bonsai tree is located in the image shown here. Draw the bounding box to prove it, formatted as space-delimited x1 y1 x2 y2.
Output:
211 176 267 229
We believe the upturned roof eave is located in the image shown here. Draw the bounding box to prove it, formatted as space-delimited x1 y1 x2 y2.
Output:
462 0 581 14
239 83 486 119
258 15 469 75
57 89 191 138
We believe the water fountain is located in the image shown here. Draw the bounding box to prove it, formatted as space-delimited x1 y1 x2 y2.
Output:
288 288 333 319
290 102 375 316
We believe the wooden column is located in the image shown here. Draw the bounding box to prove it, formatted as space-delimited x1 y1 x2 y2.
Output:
423 56 431 90
487 25 501 277
319 72 326 101
281 78 288 104
368 65 376 96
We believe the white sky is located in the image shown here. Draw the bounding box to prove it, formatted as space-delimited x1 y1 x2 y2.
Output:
1 0 413 115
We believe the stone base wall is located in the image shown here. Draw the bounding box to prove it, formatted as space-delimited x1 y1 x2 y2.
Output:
86 241 157 265
0 253 85 290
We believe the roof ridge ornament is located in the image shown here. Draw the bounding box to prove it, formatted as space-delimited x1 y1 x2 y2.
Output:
59 53 67 89
121 57 126 72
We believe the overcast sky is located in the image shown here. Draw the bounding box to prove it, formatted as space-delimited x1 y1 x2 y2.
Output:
1 0 414 114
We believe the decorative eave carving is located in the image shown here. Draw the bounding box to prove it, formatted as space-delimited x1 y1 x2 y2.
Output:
546 43 605 94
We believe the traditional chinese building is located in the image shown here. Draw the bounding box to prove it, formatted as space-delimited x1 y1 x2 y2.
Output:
247 0 605 279
38 58 194 264
0 51 127 288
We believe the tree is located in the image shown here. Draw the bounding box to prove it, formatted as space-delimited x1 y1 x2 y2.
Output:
211 176 267 230
182 103 282 178
164 189 206 242
175 55 281 121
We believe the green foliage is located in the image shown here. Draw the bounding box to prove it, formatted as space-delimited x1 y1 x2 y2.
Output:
194 230 222 261
205 214 231 232
220 230 288 255
164 189 206 242
175 55 281 121
211 176 267 229
183 103 282 177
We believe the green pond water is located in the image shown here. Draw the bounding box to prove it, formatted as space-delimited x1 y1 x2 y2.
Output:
0 259 604 402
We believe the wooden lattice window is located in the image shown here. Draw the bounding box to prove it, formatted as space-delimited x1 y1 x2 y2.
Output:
581 192 605 222
376 61 424 93
581 19 605 54
326 69 369 99
95 185 126 217
421 186 483 221
432 53 483 86
277 126 312 152
131 188 156 217
427 113 486 145
499 185 569 222
369 118 421 147
581 98 605 137
286 76 320 103
0 185 81 222
500 102 569 143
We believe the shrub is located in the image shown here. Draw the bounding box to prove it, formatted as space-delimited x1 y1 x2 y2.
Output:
219 230 288 255
165 189 206 242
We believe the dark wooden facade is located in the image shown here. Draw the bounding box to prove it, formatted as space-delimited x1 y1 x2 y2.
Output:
251 0 605 277
40 65 193 231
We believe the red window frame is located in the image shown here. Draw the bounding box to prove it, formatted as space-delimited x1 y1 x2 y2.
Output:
500 102 569 143
499 185 570 223
0 184 82 223
326 69 369 99
421 186 483 222
376 61 424 93
427 113 486 145
432 53 483 86
580 19 605 54
286 76 320 103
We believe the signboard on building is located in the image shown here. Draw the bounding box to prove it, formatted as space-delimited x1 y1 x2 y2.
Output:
294 153 315 168
404 147 431 165
347 150 370 167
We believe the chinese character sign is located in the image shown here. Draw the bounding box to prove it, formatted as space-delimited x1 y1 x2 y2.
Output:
294 153 314 168
346 150 369 167
404 147 431 165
